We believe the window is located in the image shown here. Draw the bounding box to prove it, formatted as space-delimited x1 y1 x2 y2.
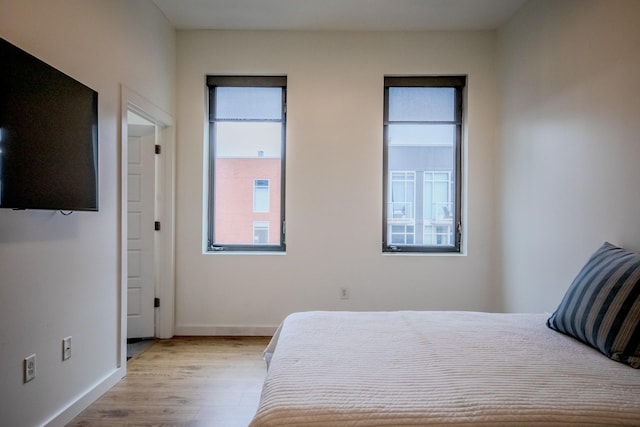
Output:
390 224 415 245
389 171 415 221
383 76 465 253
207 76 286 252
254 179 269 212
253 221 269 244
423 171 454 246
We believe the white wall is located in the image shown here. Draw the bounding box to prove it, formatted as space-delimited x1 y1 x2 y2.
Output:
175 30 501 334
0 1 175 426
498 0 640 312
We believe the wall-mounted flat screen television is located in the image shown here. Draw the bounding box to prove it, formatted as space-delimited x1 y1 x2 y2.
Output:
0 37 98 211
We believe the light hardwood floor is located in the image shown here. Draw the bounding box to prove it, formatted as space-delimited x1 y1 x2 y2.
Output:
67 336 271 427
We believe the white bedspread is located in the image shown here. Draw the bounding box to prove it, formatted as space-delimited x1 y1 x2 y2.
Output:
250 311 640 426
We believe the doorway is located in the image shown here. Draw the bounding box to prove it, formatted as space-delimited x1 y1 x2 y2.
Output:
120 86 175 368
126 111 156 339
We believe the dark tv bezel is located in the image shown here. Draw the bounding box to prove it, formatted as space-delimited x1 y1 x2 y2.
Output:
0 37 99 212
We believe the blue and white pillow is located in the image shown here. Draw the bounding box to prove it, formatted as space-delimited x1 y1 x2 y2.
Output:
547 242 640 368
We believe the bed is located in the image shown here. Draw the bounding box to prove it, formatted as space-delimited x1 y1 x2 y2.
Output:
249 311 640 426
249 243 640 426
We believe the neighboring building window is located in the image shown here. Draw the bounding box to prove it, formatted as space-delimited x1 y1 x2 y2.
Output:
254 179 269 212
423 171 453 246
253 221 269 244
387 171 416 244
389 171 415 220
383 76 465 253
390 224 415 245
207 76 286 252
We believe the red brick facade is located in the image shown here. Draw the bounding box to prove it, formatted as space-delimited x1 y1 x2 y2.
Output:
214 157 281 244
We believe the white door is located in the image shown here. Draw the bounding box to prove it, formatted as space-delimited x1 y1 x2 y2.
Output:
127 112 156 339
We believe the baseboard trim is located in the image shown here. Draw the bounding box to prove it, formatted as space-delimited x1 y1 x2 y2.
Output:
174 325 278 336
44 366 125 427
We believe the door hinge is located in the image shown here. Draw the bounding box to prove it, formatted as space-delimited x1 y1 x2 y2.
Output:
154 297 160 308
155 144 161 154
154 221 161 231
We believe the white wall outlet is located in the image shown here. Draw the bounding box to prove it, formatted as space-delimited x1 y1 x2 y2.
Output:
62 336 72 361
24 354 36 383
340 287 349 300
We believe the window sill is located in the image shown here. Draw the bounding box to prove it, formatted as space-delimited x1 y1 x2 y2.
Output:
204 250 286 256
382 251 466 257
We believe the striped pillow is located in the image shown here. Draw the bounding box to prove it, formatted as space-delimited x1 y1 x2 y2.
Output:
547 242 640 368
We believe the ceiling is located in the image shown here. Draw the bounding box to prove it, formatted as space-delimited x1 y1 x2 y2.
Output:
152 0 527 32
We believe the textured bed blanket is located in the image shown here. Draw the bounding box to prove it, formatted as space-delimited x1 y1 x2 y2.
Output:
250 311 640 426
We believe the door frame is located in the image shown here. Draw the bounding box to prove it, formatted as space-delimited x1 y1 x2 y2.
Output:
119 86 175 368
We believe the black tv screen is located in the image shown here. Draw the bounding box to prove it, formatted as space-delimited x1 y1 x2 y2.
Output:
0 37 98 211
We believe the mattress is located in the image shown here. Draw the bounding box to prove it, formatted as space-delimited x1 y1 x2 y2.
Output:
250 311 640 426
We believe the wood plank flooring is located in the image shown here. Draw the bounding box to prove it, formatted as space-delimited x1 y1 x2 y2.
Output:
67 336 271 427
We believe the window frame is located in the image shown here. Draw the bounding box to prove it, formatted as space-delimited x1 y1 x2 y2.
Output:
206 75 287 252
382 75 465 253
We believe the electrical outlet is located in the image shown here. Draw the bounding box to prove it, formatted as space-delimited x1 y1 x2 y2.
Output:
340 288 349 300
62 336 72 361
24 354 36 383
